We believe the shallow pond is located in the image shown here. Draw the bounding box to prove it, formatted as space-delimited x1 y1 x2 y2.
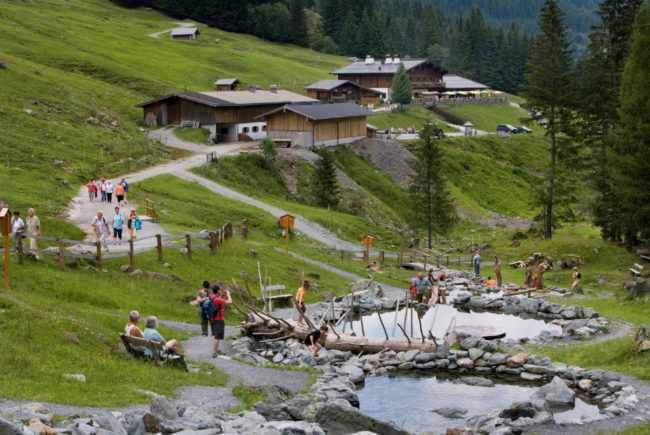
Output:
347 304 562 341
357 371 602 433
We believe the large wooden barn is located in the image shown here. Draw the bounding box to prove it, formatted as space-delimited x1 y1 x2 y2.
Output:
331 55 448 99
136 90 317 142
305 80 384 106
258 103 375 148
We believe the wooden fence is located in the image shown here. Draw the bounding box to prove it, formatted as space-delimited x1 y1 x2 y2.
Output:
0 220 245 272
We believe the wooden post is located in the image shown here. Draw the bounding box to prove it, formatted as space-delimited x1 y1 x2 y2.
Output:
17 236 24 266
285 223 289 254
359 307 365 336
156 234 163 261
96 241 102 271
379 250 385 264
209 231 216 255
241 219 248 240
129 238 134 267
423 254 427 270
4 235 9 289
437 255 440 268
58 238 65 270
186 234 192 259
446 256 449 266
341 251 344 260
225 222 233 239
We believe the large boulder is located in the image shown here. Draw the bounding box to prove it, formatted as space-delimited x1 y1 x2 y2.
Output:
336 363 365 385
0 416 23 435
531 376 576 409
629 278 650 298
458 377 494 388
93 412 127 435
309 399 405 435
150 396 179 421
432 407 468 418
264 420 326 435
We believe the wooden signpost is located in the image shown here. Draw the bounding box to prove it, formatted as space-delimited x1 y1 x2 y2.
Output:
363 235 373 263
279 214 295 254
1 208 10 289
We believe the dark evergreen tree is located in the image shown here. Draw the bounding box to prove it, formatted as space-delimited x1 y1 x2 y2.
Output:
390 62 413 105
408 123 457 248
607 2 650 247
521 0 575 239
289 0 308 46
311 149 340 208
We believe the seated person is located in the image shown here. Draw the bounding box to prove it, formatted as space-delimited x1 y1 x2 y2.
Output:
486 276 496 287
125 310 144 338
143 316 188 370
304 325 329 358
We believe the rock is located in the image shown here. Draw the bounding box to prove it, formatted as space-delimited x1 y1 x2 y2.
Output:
433 407 468 418
398 362 415 370
93 412 127 435
0 417 22 435
17 404 54 426
456 358 474 369
163 263 171 268
286 394 315 421
172 430 220 435
120 264 133 272
522 364 547 374
62 374 86 382
545 362 568 377
445 428 473 435
72 423 96 435
531 376 576 408
458 377 494 387
629 278 650 298
161 418 209 434
404 349 421 362
414 352 436 363
337 364 365 384
146 271 189 285
264 420 326 435
520 372 543 381
533 411 554 425
578 379 593 390
606 381 626 392
311 378 359 407
150 396 179 420
468 348 484 361
302 355 318 367
309 399 403 435
488 353 508 366
506 353 529 368
601 371 621 385
498 401 538 420
130 269 143 277
142 413 162 434
459 336 481 350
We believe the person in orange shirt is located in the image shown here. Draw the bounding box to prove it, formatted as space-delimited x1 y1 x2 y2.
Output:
296 281 309 326
486 277 496 287
115 183 125 207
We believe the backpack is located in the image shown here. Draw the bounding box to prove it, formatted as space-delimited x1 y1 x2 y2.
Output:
577 272 582 279
202 296 220 319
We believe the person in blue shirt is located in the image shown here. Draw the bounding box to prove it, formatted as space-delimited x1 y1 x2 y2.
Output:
473 250 481 275
412 272 433 303
112 207 124 240
142 316 187 370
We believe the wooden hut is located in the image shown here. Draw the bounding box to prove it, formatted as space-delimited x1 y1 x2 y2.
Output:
214 78 240 91
171 28 200 40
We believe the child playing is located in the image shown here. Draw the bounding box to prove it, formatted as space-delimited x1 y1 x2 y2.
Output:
296 281 309 326
304 325 329 358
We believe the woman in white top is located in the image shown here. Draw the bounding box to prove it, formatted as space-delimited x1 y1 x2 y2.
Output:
106 181 114 204
91 211 109 251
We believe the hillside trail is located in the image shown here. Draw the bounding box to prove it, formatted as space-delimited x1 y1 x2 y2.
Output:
67 127 366 252
148 21 194 39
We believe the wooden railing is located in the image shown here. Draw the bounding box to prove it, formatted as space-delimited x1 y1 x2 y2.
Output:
145 198 158 221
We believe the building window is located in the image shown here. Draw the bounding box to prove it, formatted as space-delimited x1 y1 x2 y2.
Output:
252 126 259 132
262 125 267 131
386 77 390 84
243 127 249 133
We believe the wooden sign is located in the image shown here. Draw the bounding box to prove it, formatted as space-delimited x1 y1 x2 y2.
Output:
280 214 295 254
279 214 295 228
0 207 10 289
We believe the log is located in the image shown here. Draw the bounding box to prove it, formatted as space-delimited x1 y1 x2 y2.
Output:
240 313 437 354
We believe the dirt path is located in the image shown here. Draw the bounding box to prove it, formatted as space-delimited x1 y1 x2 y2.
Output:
148 22 195 39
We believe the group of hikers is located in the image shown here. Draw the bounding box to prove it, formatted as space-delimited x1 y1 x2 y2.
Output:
8 208 41 249
86 177 128 207
91 207 142 251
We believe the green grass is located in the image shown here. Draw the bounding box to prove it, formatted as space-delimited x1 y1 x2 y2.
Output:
229 383 267 413
370 106 455 132
174 127 211 144
436 102 537 132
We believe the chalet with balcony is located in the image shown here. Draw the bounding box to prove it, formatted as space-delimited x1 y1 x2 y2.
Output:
305 80 384 106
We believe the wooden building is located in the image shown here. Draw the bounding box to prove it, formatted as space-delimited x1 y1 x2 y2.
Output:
136 89 317 142
214 78 240 91
258 103 375 148
331 55 448 98
305 80 384 106
171 27 200 40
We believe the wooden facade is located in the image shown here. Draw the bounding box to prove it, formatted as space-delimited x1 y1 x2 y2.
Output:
306 82 382 106
265 111 368 147
334 59 447 92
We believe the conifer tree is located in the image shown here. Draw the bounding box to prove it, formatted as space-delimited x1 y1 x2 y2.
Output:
408 123 456 248
522 0 575 239
288 0 308 47
311 149 340 208
390 63 412 105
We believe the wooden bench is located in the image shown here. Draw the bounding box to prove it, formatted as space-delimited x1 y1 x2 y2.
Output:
120 333 167 365
630 268 642 277
262 284 293 312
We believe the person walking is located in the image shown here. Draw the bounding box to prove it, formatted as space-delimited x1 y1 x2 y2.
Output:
93 179 100 201
91 211 109 251
100 179 107 202
296 281 308 326
571 267 581 291
120 178 129 204
10 211 24 248
115 183 125 207
127 209 141 239
494 256 502 287
106 181 114 203
196 281 211 337
412 272 432 303
25 208 41 250
473 250 481 275
209 285 232 358
524 263 533 288
112 207 124 241
87 180 97 203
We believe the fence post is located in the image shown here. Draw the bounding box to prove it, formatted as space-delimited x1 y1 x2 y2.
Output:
341 251 344 260
129 238 134 267
156 234 163 261
186 234 192 259
437 255 440 268
225 222 233 239
423 255 427 271
446 256 449 266
209 231 216 255
411 250 415 261
379 250 385 264
241 219 248 240
398 250 403 265
58 237 65 270
96 241 102 271
17 236 24 266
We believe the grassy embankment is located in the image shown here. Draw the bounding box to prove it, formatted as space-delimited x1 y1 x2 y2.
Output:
174 127 211 144
436 100 543 133
370 106 456 133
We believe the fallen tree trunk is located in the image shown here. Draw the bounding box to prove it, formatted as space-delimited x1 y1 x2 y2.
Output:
240 312 437 354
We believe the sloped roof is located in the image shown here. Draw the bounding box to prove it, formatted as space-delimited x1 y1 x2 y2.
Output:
443 74 489 90
136 90 317 108
171 27 199 36
214 78 240 86
331 59 447 75
305 80 384 95
259 103 375 121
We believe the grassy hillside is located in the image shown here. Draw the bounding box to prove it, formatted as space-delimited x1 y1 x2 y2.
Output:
370 106 455 132
435 101 539 132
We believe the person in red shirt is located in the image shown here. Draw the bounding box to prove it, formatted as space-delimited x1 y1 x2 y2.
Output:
209 285 232 358
87 180 97 202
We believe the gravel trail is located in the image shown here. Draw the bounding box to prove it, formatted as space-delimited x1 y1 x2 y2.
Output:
148 22 195 39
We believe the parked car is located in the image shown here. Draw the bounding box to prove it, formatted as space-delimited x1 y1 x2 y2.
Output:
496 124 517 134
514 125 533 133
